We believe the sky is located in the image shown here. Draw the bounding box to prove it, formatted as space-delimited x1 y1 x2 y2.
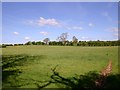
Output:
2 2 118 44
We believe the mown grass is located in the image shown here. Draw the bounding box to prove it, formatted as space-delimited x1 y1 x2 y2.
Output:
2 46 118 88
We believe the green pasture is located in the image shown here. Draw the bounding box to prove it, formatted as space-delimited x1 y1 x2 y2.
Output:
2 46 118 88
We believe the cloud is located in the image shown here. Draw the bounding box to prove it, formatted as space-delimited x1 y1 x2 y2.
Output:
66 26 83 30
102 12 109 17
114 33 118 36
110 27 118 32
24 20 35 26
102 12 112 22
81 36 88 39
24 37 30 40
67 33 71 36
24 17 60 27
37 17 60 26
108 27 119 37
26 20 34 24
106 27 118 33
88 23 93 27
72 26 83 30
13 32 19 35
25 17 84 30
40 31 48 35
80 36 91 41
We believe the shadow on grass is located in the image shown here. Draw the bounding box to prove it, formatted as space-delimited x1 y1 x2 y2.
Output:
2 55 45 88
34 66 120 89
2 56 120 89
2 69 22 82
2 55 28 83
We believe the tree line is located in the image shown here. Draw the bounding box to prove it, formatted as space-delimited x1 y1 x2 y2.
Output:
1 33 120 47
22 40 120 46
1 39 120 48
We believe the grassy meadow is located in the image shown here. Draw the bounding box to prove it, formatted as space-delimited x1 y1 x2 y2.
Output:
2 46 118 88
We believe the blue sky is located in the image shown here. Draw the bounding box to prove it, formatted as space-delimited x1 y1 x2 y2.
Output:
2 2 118 44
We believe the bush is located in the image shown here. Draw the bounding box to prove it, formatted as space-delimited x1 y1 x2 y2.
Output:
1 45 6 48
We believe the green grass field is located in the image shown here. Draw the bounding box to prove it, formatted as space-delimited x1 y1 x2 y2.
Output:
2 46 118 88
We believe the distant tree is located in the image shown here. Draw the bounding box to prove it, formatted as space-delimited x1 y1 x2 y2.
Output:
14 44 18 46
36 41 42 45
25 41 32 45
18 44 23 46
72 36 78 46
31 41 36 45
43 38 50 45
57 41 63 46
1 44 6 48
23 39 119 46
69 41 73 46
3 44 13 46
57 33 68 45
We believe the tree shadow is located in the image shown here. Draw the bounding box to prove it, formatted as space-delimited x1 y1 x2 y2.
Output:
36 66 120 89
2 55 28 83
2 55 46 88
2 69 22 82
2 56 120 89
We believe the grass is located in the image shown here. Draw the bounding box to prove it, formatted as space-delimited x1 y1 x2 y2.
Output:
2 46 118 88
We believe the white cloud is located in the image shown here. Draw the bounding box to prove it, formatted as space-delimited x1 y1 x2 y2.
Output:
40 31 48 35
110 27 118 32
24 20 35 26
108 27 119 38
102 12 112 22
25 17 84 31
72 26 83 30
102 12 109 17
80 36 92 41
13 32 19 35
24 17 60 27
26 20 34 24
106 27 118 33
81 36 88 39
88 23 93 27
24 37 30 40
66 26 83 30
114 33 118 36
37 17 60 26
67 33 71 36
31 39 35 41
